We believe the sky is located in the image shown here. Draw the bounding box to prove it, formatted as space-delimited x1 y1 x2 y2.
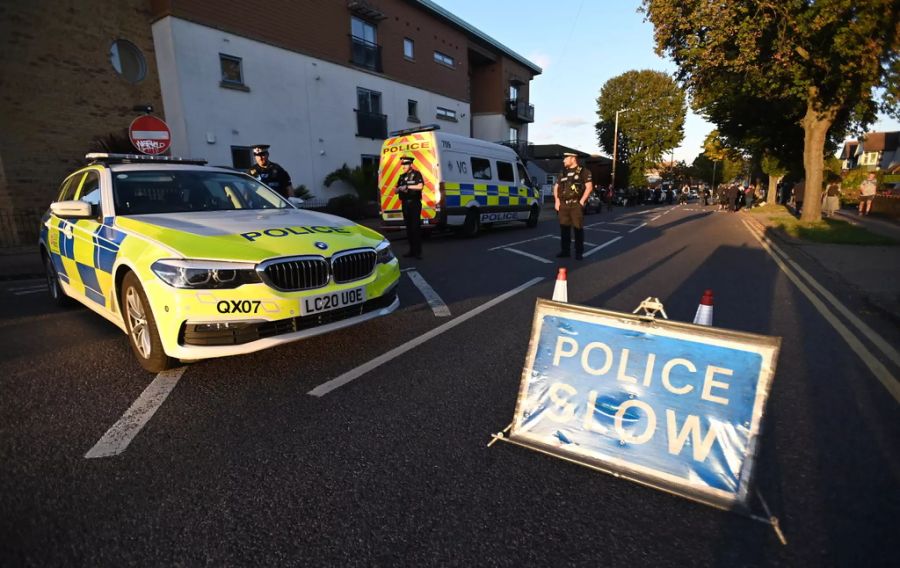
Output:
433 0 900 163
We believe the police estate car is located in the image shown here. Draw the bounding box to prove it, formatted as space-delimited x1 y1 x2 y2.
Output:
40 154 400 372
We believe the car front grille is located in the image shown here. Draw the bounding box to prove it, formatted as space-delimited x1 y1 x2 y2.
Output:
262 257 330 291
332 250 377 283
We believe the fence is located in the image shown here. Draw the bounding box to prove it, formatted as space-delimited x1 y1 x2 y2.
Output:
0 208 45 248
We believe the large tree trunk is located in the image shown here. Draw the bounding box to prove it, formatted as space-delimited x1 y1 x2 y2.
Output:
799 92 837 222
767 175 782 205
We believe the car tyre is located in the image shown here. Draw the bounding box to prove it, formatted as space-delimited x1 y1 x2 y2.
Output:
459 209 480 238
526 205 540 228
121 271 177 373
43 252 72 307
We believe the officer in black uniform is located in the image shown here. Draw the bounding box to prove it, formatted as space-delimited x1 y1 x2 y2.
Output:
553 152 593 260
396 155 424 259
248 144 293 199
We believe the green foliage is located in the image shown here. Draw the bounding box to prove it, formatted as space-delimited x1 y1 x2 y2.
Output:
292 184 314 200
841 168 883 204
325 194 365 220
761 153 788 178
324 163 379 202
90 128 136 154
595 69 687 188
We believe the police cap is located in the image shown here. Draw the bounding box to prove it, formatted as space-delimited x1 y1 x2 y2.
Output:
563 152 578 158
252 144 271 156
400 156 415 165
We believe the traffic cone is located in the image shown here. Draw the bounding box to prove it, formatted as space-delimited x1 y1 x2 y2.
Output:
693 289 714 326
552 268 568 303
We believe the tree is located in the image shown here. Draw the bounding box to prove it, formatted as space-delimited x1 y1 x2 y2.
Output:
761 153 789 205
324 163 379 202
595 69 687 188
643 0 900 221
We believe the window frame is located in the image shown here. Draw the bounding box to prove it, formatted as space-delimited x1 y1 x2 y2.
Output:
357 87 383 114
407 99 419 122
436 106 457 122
471 157 492 181
497 161 515 183
433 50 455 68
219 53 247 90
351 16 377 44
403 38 415 60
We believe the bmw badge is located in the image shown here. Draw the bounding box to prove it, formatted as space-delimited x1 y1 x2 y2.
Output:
315 241 329 250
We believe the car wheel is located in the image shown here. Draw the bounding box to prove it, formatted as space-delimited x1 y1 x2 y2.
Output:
526 205 540 228
121 271 177 373
43 252 72 307
459 209 480 238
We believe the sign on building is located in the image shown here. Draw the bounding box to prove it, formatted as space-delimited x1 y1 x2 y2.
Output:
507 299 780 510
129 115 172 155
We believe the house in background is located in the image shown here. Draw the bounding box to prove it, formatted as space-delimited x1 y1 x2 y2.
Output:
840 131 900 171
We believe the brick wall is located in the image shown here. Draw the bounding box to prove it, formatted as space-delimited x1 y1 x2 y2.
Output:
0 0 164 243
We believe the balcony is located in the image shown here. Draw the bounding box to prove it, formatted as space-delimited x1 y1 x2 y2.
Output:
350 36 382 72
356 110 387 139
498 139 530 158
505 99 534 123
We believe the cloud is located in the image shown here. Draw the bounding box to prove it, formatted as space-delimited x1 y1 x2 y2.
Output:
528 51 552 71
551 116 590 128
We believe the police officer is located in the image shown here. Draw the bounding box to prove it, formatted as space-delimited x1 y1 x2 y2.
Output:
553 152 593 260
396 155 424 259
248 144 293 198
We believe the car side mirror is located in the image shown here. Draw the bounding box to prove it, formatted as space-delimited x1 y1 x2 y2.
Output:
50 200 94 219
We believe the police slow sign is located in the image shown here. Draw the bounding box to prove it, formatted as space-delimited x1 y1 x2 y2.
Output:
509 299 780 509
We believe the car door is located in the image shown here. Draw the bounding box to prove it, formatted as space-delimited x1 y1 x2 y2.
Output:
69 169 113 310
47 171 86 291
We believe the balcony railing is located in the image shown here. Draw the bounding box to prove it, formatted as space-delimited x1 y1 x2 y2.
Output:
356 110 387 139
505 99 535 123
350 36 382 72
497 139 530 158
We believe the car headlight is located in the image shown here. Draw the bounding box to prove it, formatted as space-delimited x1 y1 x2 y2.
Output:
375 239 395 264
151 259 262 289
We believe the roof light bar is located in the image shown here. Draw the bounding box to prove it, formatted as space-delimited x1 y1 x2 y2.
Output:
388 124 441 137
85 153 208 165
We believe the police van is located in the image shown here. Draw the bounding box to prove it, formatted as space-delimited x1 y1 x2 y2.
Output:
378 126 541 236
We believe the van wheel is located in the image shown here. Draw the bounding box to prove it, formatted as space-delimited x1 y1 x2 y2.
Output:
121 271 177 373
526 205 540 228
43 252 72 307
460 209 480 238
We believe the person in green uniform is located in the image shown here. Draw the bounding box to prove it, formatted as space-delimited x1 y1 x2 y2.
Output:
553 152 593 260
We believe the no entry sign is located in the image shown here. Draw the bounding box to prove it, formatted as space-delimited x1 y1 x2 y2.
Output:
129 115 171 155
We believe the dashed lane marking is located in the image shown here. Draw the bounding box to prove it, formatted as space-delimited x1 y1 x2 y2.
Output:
406 269 451 317
583 236 623 258
503 247 553 264
308 277 545 397
487 233 554 251
85 367 186 458
628 222 647 233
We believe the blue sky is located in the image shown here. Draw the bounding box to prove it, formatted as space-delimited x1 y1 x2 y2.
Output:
433 0 900 163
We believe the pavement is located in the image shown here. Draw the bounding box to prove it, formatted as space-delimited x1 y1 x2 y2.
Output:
4 204 898 323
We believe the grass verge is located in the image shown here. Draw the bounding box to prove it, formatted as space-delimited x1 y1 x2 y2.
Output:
748 204 897 245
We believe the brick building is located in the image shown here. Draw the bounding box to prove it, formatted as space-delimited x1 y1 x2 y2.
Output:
0 0 540 246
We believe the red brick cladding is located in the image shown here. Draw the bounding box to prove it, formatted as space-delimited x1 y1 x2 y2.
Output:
0 0 164 215
151 0 471 101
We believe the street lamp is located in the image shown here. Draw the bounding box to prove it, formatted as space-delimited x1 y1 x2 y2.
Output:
611 108 631 191
711 159 718 190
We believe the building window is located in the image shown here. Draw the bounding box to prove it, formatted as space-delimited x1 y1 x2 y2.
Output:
509 84 519 101
109 39 147 84
361 154 380 171
408 100 419 122
436 106 457 121
231 146 252 170
357 87 386 139
433 51 454 67
351 17 377 44
509 127 518 143
497 161 515 183
351 17 381 71
546 175 557 185
219 54 245 88
404 38 415 60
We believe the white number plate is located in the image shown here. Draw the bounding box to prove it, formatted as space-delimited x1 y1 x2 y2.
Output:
301 287 366 316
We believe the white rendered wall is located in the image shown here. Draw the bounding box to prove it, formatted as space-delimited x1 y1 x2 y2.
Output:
151 17 470 202
471 114 528 144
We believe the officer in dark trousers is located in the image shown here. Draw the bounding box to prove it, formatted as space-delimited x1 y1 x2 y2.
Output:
248 144 293 198
553 152 593 260
396 155 424 259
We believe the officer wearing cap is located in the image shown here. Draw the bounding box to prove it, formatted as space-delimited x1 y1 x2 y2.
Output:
396 155 424 259
553 152 593 259
248 144 293 199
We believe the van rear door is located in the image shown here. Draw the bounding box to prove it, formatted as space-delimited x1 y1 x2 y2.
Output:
378 132 439 225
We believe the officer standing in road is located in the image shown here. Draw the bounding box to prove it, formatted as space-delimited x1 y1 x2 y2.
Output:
396 155 424 259
248 144 293 199
553 152 593 260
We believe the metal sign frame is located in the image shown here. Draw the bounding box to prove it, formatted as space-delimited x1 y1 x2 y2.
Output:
506 298 781 512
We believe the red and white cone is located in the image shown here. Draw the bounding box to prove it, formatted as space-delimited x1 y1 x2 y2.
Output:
552 268 568 303
693 289 714 326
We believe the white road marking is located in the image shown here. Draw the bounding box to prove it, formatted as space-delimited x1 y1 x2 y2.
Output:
503 247 553 264
628 222 647 233
400 267 416 273
9 282 46 292
549 236 600 247
742 220 899 404
13 290 46 296
308 277 545 397
406 269 451 317
487 233 553 251
583 236 623 257
84 367 186 458
585 227 621 233
650 215 661 221
602 222 642 227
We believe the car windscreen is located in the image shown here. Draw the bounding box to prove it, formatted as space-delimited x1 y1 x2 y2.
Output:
112 170 291 215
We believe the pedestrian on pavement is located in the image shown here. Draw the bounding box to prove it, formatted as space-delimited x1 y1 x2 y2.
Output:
858 171 878 216
823 179 841 217
726 184 739 212
553 152 593 260
396 155 425 258
745 184 755 209
248 144 293 199
793 180 805 215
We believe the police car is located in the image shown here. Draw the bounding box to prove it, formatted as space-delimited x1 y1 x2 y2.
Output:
40 154 400 372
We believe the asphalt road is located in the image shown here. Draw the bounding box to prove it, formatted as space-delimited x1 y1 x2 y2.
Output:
2 203 898 566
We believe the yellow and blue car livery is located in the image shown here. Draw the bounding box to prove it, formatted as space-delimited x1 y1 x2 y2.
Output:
39 155 400 372
378 127 541 235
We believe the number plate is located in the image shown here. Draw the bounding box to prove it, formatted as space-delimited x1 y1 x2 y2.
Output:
301 287 366 316
385 213 402 219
